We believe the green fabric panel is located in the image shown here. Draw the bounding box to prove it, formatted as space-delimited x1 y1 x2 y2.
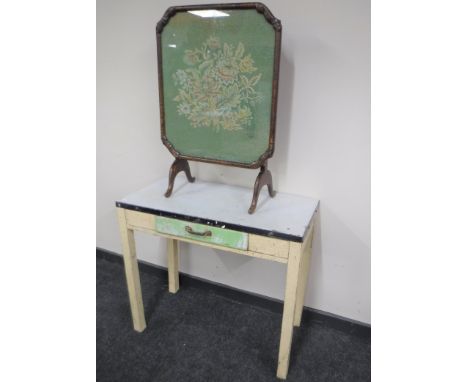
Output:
155 216 248 250
161 9 275 164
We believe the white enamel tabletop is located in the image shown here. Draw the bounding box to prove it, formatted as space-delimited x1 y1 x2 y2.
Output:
117 177 319 241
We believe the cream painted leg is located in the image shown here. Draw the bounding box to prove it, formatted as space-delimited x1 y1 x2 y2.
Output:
167 238 179 293
117 208 146 332
277 242 303 379
293 228 314 327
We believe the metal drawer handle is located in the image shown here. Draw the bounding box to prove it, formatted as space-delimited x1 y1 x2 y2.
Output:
185 225 212 237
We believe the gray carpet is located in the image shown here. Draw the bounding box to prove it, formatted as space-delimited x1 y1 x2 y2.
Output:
96 253 370 381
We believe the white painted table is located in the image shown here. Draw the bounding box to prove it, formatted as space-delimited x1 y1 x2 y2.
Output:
116 177 319 379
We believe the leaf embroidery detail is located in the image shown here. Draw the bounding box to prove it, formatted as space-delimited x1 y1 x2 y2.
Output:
173 36 263 131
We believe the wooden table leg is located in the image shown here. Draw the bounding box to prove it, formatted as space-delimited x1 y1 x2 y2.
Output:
277 242 303 379
293 228 314 327
117 208 147 332
167 238 179 293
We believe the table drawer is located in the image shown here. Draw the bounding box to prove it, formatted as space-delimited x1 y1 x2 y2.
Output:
155 216 248 250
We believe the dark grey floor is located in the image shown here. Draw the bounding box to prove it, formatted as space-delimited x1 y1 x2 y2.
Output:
97 254 370 382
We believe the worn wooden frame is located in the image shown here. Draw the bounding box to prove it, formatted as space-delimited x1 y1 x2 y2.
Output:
156 3 282 213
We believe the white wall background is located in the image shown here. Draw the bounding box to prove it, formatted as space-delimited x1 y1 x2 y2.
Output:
97 0 370 324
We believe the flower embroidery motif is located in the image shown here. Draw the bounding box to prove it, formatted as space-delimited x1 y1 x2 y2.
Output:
172 36 263 131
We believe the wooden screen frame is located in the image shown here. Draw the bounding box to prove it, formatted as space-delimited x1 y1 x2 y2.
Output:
156 2 282 169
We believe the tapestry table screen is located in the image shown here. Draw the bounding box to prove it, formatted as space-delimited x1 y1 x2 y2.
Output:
157 4 281 168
